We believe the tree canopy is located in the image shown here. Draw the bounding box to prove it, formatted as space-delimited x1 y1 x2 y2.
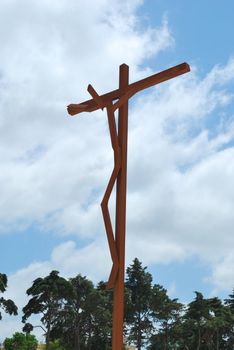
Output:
0 261 233 350
4 332 38 350
0 273 18 321
22 270 73 350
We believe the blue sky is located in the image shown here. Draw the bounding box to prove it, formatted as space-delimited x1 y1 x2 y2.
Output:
141 0 234 71
1 0 234 340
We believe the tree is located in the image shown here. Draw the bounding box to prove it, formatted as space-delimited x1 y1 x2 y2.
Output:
90 281 113 350
4 332 38 350
125 258 153 350
22 270 72 350
51 276 113 350
149 284 183 350
49 340 64 350
203 297 232 350
183 291 210 350
224 289 234 349
225 289 234 314
51 274 96 350
178 294 234 350
0 273 18 320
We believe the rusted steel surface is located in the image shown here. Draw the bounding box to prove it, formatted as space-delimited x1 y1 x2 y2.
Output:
67 62 190 116
85 84 121 289
112 64 129 350
101 103 121 290
67 62 190 350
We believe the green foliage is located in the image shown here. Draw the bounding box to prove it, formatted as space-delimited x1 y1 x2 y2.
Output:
1 260 233 350
50 275 112 350
224 290 234 349
124 263 234 350
125 258 153 350
0 273 18 320
91 280 113 349
49 339 64 350
149 284 183 350
22 322 34 333
225 289 234 313
4 332 38 350
22 270 73 350
0 273 8 293
35 341 64 350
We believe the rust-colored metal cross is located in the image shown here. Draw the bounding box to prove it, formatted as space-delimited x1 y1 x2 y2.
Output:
67 62 190 350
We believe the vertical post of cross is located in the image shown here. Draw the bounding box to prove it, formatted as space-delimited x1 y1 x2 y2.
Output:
112 64 129 350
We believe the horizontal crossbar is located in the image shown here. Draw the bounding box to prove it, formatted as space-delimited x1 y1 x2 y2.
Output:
67 62 190 116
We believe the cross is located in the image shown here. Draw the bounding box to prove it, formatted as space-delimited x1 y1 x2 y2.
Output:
67 62 190 350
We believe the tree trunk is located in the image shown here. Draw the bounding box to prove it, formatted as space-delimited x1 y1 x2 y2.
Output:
161 321 168 350
87 315 92 350
74 314 81 350
196 327 201 350
164 322 168 350
74 326 80 350
137 332 141 350
45 321 51 350
216 329 219 350
137 313 142 350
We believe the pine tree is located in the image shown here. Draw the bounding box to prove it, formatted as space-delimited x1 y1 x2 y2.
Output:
224 289 234 349
22 270 72 350
183 292 210 350
0 273 18 320
125 258 153 350
149 284 183 350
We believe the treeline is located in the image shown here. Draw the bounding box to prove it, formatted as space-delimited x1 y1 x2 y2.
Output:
1 259 234 350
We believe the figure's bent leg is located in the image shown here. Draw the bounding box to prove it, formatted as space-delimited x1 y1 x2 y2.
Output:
86 83 121 289
101 104 121 289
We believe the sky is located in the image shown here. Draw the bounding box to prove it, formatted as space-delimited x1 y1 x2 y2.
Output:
1 0 234 342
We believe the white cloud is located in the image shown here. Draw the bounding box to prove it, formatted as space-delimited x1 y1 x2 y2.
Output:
1 261 52 342
167 281 177 297
5 239 111 304
0 0 173 236
209 253 234 291
1 0 234 340
125 59 234 292
2 238 112 342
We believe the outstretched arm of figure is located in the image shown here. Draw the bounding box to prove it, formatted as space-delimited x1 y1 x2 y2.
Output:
67 63 190 116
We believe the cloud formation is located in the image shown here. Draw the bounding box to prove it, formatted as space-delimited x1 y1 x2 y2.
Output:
0 0 173 235
0 0 234 341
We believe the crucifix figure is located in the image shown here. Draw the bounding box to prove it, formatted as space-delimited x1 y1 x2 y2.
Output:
67 62 190 350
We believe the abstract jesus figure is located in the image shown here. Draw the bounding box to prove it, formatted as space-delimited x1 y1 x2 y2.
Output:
67 62 190 350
